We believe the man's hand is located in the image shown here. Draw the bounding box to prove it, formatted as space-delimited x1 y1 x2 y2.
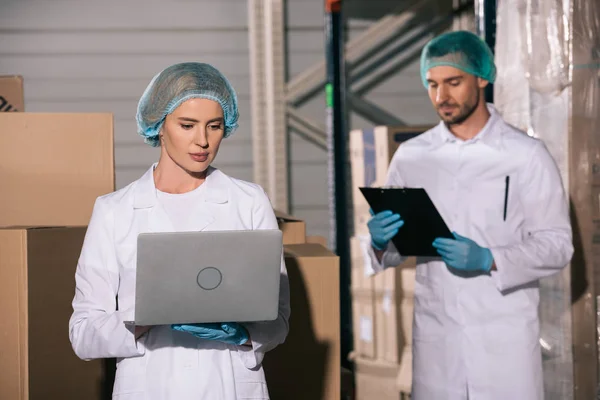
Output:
432 232 494 273
368 209 404 251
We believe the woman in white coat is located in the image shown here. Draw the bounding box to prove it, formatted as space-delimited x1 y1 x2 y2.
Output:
69 62 290 399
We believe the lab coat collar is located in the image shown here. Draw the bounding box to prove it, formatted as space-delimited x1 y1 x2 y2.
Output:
133 163 229 209
434 103 503 150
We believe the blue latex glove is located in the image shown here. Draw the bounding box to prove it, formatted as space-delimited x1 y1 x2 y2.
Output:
171 322 250 346
367 209 404 251
432 232 494 273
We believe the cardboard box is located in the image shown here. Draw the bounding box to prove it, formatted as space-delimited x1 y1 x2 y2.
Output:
0 227 110 399
350 236 417 364
374 258 416 293
400 299 414 346
374 293 415 364
401 268 416 297
350 235 375 291
349 128 377 236
0 75 24 112
374 290 401 364
0 113 115 227
350 126 432 235
263 244 340 400
374 267 395 293
354 358 402 400
396 346 413 393
306 235 328 248
373 125 433 183
351 288 377 360
569 4 600 395
373 265 416 364
274 210 306 245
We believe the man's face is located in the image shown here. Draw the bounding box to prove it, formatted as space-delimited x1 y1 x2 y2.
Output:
426 65 487 126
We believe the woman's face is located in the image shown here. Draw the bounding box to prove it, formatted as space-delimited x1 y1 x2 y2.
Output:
160 98 225 175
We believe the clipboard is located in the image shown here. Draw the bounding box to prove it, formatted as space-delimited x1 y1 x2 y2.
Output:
359 187 453 257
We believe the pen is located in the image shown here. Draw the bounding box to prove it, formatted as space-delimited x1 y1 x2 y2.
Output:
503 176 509 221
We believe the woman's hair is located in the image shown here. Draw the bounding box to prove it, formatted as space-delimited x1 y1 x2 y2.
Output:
136 62 239 147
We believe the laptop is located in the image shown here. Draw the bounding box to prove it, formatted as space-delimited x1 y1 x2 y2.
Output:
133 229 283 326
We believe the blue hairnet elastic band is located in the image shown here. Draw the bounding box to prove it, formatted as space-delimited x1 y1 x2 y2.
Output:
420 62 493 88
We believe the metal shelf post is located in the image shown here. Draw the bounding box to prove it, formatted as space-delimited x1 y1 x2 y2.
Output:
325 0 352 369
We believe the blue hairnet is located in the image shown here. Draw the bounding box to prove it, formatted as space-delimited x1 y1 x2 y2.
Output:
136 62 239 147
420 30 497 88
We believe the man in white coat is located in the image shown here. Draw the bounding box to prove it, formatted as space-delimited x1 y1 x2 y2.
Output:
367 31 573 399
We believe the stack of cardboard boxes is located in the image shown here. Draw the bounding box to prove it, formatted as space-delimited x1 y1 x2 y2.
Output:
264 211 342 400
349 125 432 399
0 78 117 399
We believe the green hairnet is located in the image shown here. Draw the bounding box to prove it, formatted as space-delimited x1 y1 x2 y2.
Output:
420 30 496 88
136 62 239 147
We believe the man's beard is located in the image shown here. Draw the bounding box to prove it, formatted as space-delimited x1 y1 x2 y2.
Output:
438 89 480 126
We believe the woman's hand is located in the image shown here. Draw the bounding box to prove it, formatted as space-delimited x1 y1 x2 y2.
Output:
171 322 250 346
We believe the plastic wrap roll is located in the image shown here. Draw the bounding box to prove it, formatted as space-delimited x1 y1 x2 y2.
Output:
494 0 596 397
523 0 571 94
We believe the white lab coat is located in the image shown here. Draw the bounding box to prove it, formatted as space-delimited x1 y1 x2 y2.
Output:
69 165 290 400
369 105 573 400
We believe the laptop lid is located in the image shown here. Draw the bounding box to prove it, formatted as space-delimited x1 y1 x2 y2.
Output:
134 229 283 326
